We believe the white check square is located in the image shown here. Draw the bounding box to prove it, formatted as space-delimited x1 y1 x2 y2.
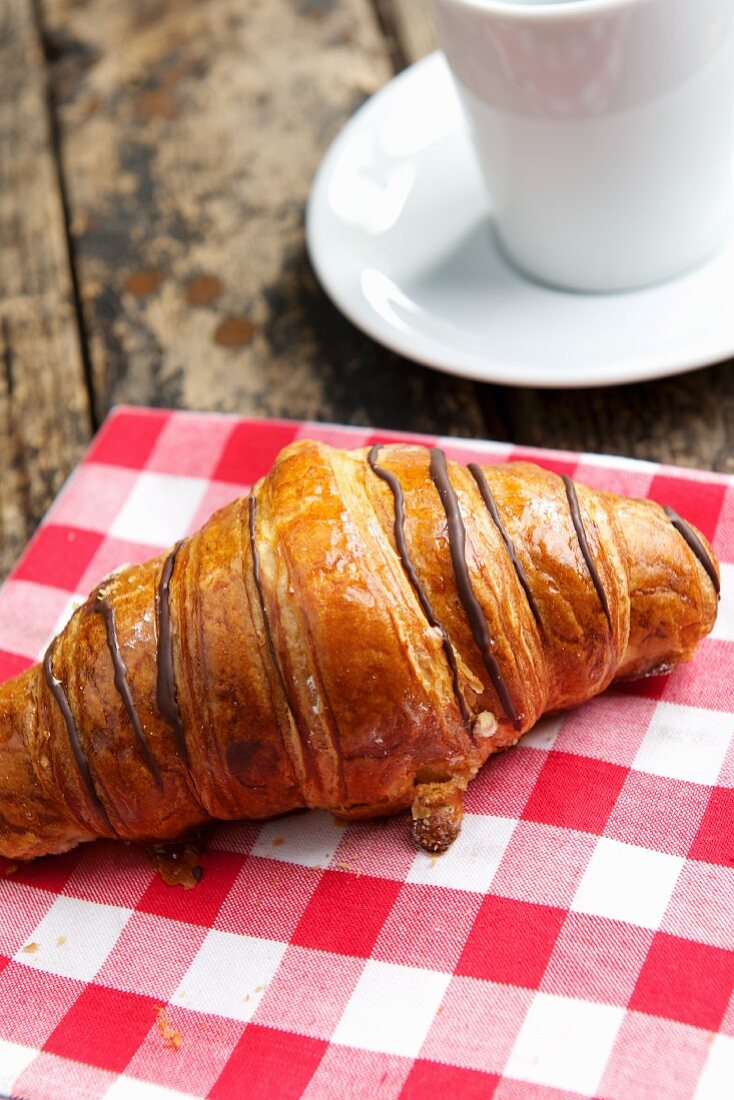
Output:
572 837 683 930
15 895 131 980
407 814 516 893
633 702 732 785
332 959 450 1057
710 563 734 641
694 1034 734 1100
104 1078 201 1100
505 992 624 1095
0 1040 36 1095
519 714 563 752
110 472 208 546
170 929 286 1022
252 811 345 869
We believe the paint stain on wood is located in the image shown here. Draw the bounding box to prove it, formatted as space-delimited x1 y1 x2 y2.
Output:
125 268 164 297
136 89 178 120
186 275 223 306
214 316 255 347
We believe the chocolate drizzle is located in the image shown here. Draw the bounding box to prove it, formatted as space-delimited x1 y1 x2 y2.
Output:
468 463 542 629
562 474 612 626
368 446 469 724
429 449 519 729
156 542 188 762
94 591 162 788
43 643 113 831
664 506 720 596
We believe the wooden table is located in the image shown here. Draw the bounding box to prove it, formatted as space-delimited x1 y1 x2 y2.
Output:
2 0 732 582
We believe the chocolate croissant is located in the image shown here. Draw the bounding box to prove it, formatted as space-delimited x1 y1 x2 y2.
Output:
0 442 720 861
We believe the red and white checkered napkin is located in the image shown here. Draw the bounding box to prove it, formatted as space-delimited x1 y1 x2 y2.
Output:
0 409 733 1100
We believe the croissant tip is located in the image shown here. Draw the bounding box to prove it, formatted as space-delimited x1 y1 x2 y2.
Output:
411 779 465 853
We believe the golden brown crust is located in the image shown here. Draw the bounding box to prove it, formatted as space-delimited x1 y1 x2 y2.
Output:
0 442 720 860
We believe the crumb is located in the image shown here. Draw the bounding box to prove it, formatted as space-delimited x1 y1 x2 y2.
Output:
272 837 284 847
429 856 442 869
4 862 18 876
56 936 66 947
156 1007 183 1051
244 994 251 1003
21 943 39 954
309 864 322 872
255 985 265 994
147 837 204 889
334 861 363 877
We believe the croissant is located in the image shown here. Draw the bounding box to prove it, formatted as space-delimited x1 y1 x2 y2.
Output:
0 441 720 861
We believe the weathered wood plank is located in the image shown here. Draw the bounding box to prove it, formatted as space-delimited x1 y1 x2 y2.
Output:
0 0 92 582
39 0 502 443
499 365 734 473
381 0 734 470
375 0 437 66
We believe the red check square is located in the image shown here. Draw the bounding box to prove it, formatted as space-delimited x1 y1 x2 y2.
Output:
457 896 566 988
401 1060 498 1099
210 1024 326 1100
0 648 33 681
137 849 245 926
9 848 83 895
44 984 160 1071
689 788 734 867
647 473 726 542
291 870 401 957
522 752 628 834
14 526 104 592
85 408 169 469
213 421 300 484
629 932 734 1031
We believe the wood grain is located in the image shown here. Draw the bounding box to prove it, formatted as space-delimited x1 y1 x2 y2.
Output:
0 0 91 582
39 0 501 444
373 0 436 66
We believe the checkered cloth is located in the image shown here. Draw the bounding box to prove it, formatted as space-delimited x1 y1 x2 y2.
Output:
0 408 732 1100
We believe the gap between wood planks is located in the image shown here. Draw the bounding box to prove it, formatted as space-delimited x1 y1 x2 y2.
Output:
30 0 99 432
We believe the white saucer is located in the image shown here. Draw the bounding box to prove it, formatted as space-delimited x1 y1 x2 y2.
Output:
306 52 734 389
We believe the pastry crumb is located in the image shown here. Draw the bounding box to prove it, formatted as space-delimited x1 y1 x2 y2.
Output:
21 942 39 954
272 837 284 847
156 1007 183 1051
56 936 66 947
334 860 363 877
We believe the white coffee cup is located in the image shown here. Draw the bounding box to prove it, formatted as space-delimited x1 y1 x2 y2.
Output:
431 0 734 292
